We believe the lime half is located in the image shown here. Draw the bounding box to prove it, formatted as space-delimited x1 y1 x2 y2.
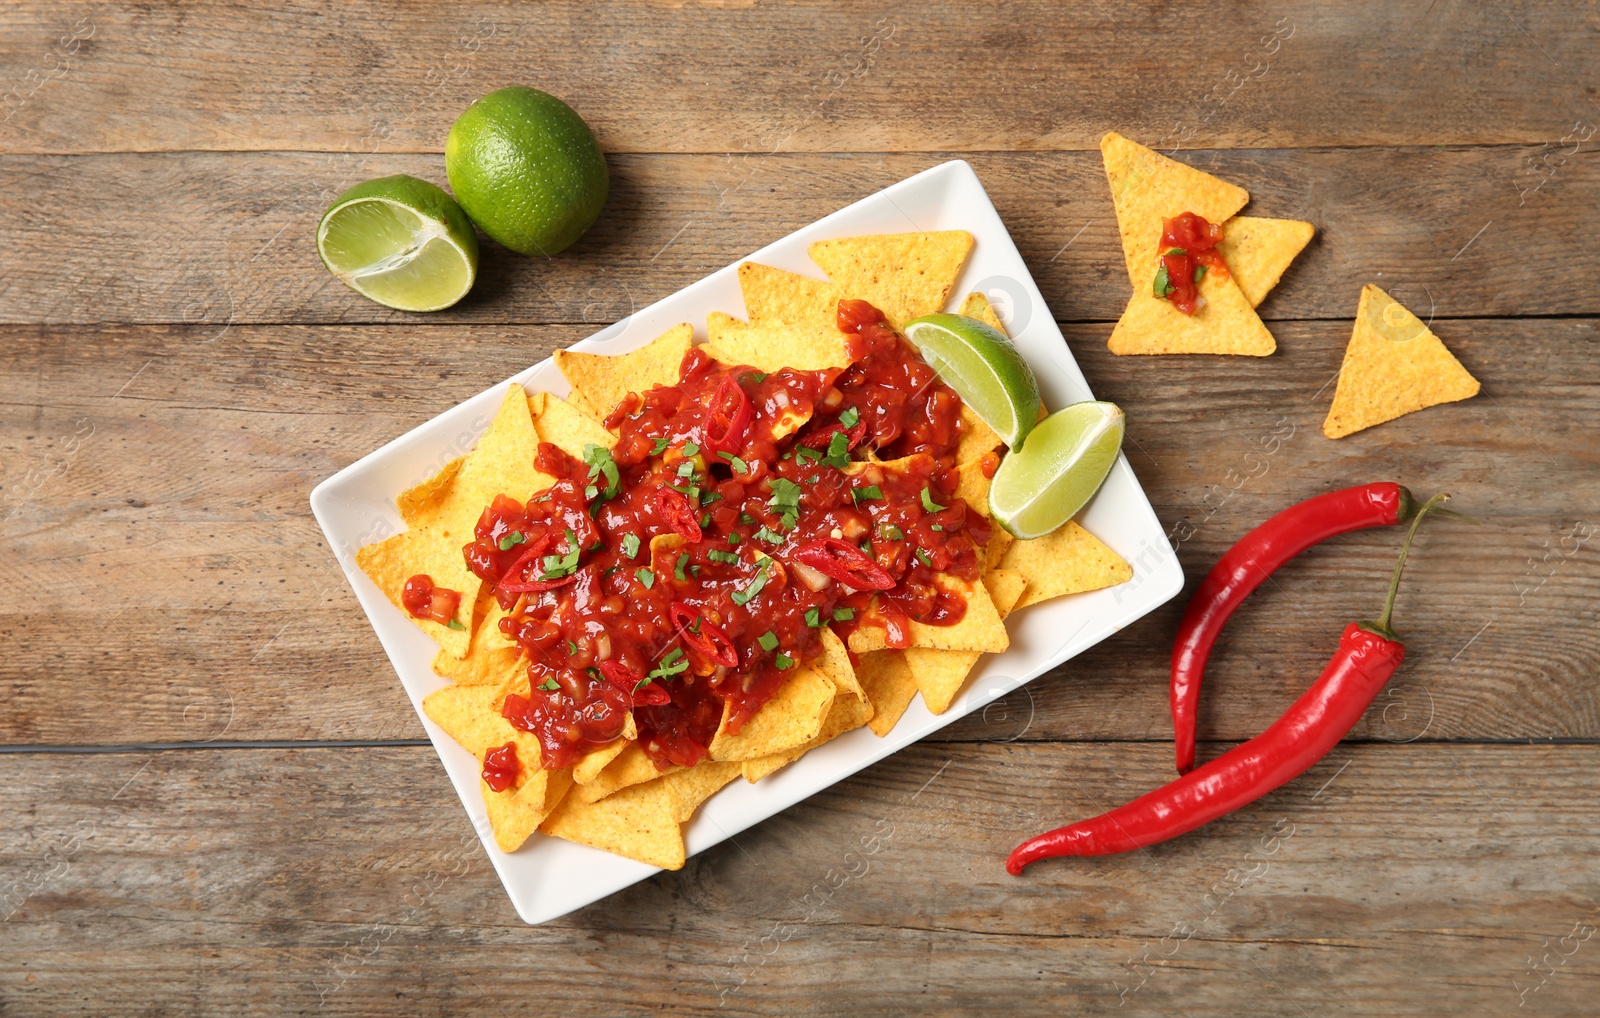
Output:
903 313 1043 448
988 401 1124 539
317 175 479 312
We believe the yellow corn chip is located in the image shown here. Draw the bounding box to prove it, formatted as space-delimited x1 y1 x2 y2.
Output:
807 231 974 330
958 291 1006 334
739 262 843 331
554 323 694 421
575 741 677 804
986 568 1028 621
902 568 1027 715
814 627 864 701
856 651 919 737
999 522 1133 611
431 590 523 686
705 310 851 372
847 574 1009 654
1107 270 1276 356
572 715 638 785
1218 217 1315 307
539 776 686 870
742 684 877 782
533 392 616 456
661 760 743 823
481 767 568 853
709 665 836 762
423 682 539 760
357 529 475 656
957 403 1003 465
1323 284 1480 439
1101 131 1250 290
397 456 463 527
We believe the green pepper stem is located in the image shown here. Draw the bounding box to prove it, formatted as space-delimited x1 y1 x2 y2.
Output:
1370 492 1451 639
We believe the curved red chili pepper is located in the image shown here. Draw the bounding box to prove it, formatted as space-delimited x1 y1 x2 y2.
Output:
1171 482 1419 774
598 659 670 706
668 601 738 668
1010 623 1404 870
792 537 895 591
497 531 579 593
655 487 703 543
702 374 753 455
801 416 867 451
1008 493 1448 873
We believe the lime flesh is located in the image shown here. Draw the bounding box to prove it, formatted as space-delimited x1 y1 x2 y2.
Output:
903 313 1042 448
317 175 479 312
988 401 1125 539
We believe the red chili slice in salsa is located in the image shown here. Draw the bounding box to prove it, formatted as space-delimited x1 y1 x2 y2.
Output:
702 373 753 455
792 538 896 591
598 659 670 707
496 531 579 593
655 486 703 543
669 601 739 668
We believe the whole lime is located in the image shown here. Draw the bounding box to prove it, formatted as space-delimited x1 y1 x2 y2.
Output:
445 87 608 257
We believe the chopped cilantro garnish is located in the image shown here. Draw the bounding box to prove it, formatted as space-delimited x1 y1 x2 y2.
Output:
635 567 654 589
727 532 740 545
674 553 689 581
740 371 768 385
583 444 621 499
804 607 822 627
877 522 904 540
920 485 946 513
682 441 700 457
584 483 599 501
701 492 723 505
586 667 601 681
649 647 688 681
691 564 701 577
717 450 749 474
731 556 772 606
754 526 786 545
1193 263 1207 283
738 512 757 526
774 652 794 670
707 549 739 565
677 460 696 479
833 607 854 622
538 677 559 691
916 547 933 566
498 531 525 552
757 631 779 651
539 529 581 580
650 437 670 456
620 533 641 559
839 406 860 428
566 639 578 655
824 430 851 469
794 444 823 463
446 618 467 631
852 485 883 503
930 524 943 532
700 512 711 528
768 478 802 530
1153 264 1175 298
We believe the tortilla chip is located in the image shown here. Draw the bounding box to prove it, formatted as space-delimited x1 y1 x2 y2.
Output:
814 627 864 701
999 522 1133 610
900 569 1026 715
554 323 694 421
397 456 463 527
572 716 638 785
856 651 920 737
539 776 686 870
481 767 568 853
431 591 523 686
708 665 835 762
661 760 743 823
705 310 851 372
957 403 1004 464
1218 217 1315 307
575 742 677 804
423 682 538 759
739 262 843 331
1323 284 1480 439
958 291 1007 334
357 529 474 655
1101 131 1250 290
742 683 877 782
807 231 974 330
533 393 616 456
1107 270 1276 356
847 574 1009 654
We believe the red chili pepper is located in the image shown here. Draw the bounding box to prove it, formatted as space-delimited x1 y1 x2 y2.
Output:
655 487 703 543
668 601 738 668
598 659 670 707
802 416 867 451
702 374 753 455
792 537 896 591
497 531 578 593
1171 482 1440 775
1006 494 1448 874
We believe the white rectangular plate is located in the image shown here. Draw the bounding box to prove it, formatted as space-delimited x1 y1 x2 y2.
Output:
310 160 1183 924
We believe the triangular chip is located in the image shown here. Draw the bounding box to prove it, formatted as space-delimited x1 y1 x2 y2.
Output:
999 522 1132 610
708 665 835 762
739 262 843 331
807 231 974 330
1107 269 1276 356
1323 284 1480 439
554 323 693 421
574 741 677 804
813 627 864 701
571 715 638 785
704 310 851 372
397 456 463 527
855 651 920 737
430 591 523 687
847 574 1009 654
357 528 476 656
532 392 616 456
958 291 1007 334
539 775 686 869
1101 132 1250 290
1218 217 1315 307
660 760 743 822
903 567 1027 715
481 767 569 853
741 688 877 783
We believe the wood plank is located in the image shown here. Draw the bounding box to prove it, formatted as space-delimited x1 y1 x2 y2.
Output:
3 319 1595 745
2 145 1596 327
1 2 1594 155
2 743 1597 1015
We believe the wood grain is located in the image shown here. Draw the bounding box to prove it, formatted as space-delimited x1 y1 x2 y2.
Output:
1 145 1595 328
1 2 1594 155
3 319 1594 745
3 743 1597 1015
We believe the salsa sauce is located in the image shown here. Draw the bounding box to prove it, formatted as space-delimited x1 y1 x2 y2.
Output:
465 300 990 772
1153 211 1230 316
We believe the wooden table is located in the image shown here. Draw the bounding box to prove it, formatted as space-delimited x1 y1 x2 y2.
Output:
4 3 1598 1014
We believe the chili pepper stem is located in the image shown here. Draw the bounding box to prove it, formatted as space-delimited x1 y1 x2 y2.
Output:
1397 485 1479 525
1363 492 1450 640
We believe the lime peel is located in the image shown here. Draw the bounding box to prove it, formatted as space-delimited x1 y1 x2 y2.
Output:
988 401 1125 539
317 175 479 313
903 313 1042 448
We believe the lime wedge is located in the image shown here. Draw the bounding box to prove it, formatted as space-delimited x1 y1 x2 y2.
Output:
902 313 1043 448
988 401 1124 539
317 175 479 312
